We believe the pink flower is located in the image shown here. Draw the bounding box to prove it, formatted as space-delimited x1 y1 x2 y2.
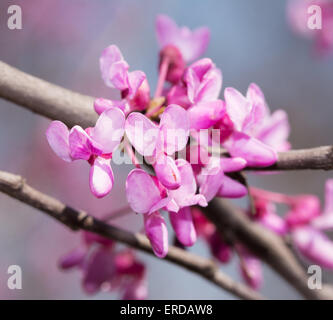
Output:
46 108 125 198
126 160 207 256
224 83 290 167
252 198 288 235
291 180 333 269
96 45 150 114
126 104 189 190
126 168 170 258
156 15 210 83
166 83 191 109
285 195 321 227
208 231 233 263
287 0 333 56
192 207 215 240
59 232 147 298
199 156 248 202
253 180 333 269
184 58 225 130
156 14 210 63
167 159 208 211
312 179 333 229
238 246 263 290
168 159 208 246
291 226 333 269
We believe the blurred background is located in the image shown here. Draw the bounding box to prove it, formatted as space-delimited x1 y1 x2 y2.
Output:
0 0 332 299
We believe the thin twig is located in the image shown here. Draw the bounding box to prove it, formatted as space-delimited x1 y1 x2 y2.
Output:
0 170 263 300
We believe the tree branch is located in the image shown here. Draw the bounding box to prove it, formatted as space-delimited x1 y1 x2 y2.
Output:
0 60 332 171
0 170 263 300
1 60 333 299
247 146 333 171
0 60 97 128
202 199 333 300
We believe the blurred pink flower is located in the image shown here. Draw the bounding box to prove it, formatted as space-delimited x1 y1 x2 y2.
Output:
287 0 333 56
237 245 263 290
156 14 210 83
60 232 147 298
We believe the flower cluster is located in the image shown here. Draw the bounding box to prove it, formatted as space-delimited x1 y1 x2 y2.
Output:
45 14 296 295
59 232 147 299
251 179 333 270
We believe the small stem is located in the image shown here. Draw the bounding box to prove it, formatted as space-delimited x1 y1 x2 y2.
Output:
154 56 169 98
124 140 141 168
250 187 293 205
103 206 132 221
145 57 170 118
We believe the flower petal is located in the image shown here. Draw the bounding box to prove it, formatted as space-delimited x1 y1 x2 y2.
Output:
167 159 207 208
228 132 277 167
257 208 288 235
100 45 129 89
224 87 251 131
185 58 213 103
188 100 225 130
94 98 129 115
195 68 222 103
170 207 197 247
122 278 148 300
238 246 263 289
256 110 291 152
158 104 189 155
286 195 320 227
155 15 210 62
208 231 232 263
176 26 210 62
156 14 179 48
168 159 195 197
125 112 159 157
292 226 333 269
154 154 181 190
68 126 93 160
127 70 146 99
220 157 247 172
126 169 162 214
82 247 116 294
243 83 268 132
217 175 248 198
46 121 72 162
89 157 114 198
58 247 86 270
199 158 224 202
91 108 125 154
144 212 169 258
148 197 172 215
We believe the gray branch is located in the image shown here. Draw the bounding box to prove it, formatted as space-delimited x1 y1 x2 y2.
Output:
0 170 263 300
1 60 333 299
